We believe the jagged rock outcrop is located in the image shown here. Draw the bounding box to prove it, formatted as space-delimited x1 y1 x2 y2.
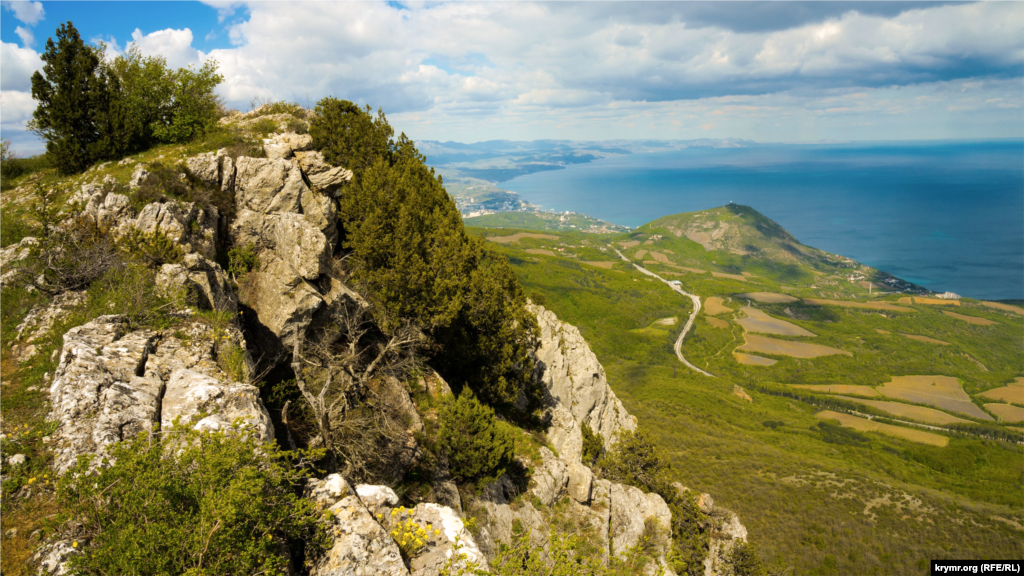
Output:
307 474 487 576
528 302 637 463
47 315 269 474
306 475 408 576
156 253 237 313
80 190 220 261
294 150 353 196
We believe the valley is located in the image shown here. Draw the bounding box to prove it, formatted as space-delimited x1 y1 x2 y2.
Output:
467 203 1024 575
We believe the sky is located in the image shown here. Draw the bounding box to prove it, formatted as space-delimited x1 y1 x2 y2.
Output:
2 0 1023 153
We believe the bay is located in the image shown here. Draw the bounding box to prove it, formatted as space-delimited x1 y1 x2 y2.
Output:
501 140 1024 301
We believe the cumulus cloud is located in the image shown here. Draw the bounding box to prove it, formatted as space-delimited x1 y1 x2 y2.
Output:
1 89 37 130
14 25 34 48
127 28 204 69
1 0 44 26
0 41 41 91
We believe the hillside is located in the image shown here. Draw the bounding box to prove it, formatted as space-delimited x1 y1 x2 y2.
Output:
0 103 756 576
469 206 1024 575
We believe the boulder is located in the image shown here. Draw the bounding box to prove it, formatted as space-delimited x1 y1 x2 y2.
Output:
703 511 749 576
83 193 136 230
566 461 594 504
234 157 306 215
156 253 237 313
160 368 273 440
355 484 400 517
307 475 409 576
293 150 353 196
236 254 326 350
406 503 488 576
0 236 37 288
48 316 265 475
609 483 672 568
32 538 81 576
185 151 221 188
530 447 568 507
129 164 152 190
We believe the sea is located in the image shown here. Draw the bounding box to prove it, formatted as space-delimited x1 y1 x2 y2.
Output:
501 140 1024 301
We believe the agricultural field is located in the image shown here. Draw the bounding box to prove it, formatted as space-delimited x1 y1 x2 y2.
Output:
704 297 732 315
734 352 777 366
897 333 950 345
525 248 556 256
876 376 993 421
804 298 914 312
736 307 816 337
981 301 1024 315
830 397 971 426
977 378 1024 404
815 411 949 447
738 292 799 303
898 297 961 306
943 310 998 326
467 204 1024 575
738 334 850 359
580 260 616 269
984 404 1024 424
791 384 880 396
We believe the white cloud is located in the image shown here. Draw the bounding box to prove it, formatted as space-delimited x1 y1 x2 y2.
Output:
128 28 204 70
0 89 37 131
0 41 41 92
1 0 44 26
15 26 34 48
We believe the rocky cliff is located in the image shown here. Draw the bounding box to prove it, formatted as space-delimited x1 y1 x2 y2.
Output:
4 106 749 576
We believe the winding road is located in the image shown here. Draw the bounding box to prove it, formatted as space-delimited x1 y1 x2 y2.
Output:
613 248 715 377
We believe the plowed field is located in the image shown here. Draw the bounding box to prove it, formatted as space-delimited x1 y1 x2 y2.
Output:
815 411 948 447
738 335 850 359
877 376 993 421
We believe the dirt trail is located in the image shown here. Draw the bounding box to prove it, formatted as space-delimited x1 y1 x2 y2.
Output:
614 248 715 377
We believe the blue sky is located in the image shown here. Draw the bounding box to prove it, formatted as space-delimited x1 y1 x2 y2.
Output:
2 1 1023 153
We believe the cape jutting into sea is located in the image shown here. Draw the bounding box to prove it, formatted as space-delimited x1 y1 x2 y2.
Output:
501 139 1024 302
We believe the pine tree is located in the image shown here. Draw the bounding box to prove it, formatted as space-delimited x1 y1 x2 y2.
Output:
29 22 109 174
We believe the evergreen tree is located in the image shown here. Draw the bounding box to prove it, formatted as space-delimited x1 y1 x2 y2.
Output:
29 22 109 174
437 388 515 483
309 97 394 180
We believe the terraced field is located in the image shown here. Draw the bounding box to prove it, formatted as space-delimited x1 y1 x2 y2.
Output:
733 352 776 366
790 384 880 396
704 297 731 315
985 404 1024 423
804 298 914 312
978 378 1024 404
943 310 998 326
739 292 799 303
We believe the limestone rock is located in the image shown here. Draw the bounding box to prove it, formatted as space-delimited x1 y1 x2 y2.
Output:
703 511 749 576
566 461 594 504
70 184 102 205
263 133 312 160
530 447 568 507
161 369 273 440
609 483 672 569
293 150 353 196
130 201 218 260
12 291 87 362
156 253 237 313
0 236 37 288
528 303 637 461
83 193 136 230
355 484 400 517
48 316 265 475
237 254 326 350
235 157 306 215
307 475 409 576
185 151 221 188
406 503 488 575
698 493 714 514
32 539 81 576
129 164 152 190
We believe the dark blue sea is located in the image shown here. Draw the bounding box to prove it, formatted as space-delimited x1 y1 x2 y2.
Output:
501 140 1024 301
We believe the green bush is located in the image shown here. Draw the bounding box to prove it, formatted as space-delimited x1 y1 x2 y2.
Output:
56 421 327 576
728 541 767 576
228 243 260 277
249 117 280 137
581 422 603 466
116 227 184 269
438 389 515 483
